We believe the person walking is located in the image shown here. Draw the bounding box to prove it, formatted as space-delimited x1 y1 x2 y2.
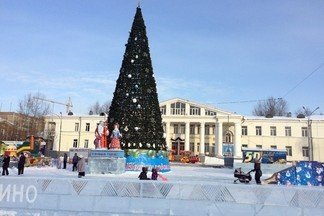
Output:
253 158 262 184
77 156 86 178
63 153 68 169
2 153 10 175
72 153 78 171
18 153 26 175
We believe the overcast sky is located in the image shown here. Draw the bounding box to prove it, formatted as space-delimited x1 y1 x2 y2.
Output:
0 0 323 116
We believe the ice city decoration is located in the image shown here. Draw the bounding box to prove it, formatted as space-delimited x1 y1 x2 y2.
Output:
108 6 170 172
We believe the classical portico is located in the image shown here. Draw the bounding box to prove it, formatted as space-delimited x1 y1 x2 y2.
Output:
161 98 243 158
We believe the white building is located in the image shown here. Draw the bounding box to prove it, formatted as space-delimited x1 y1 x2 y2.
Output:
44 98 324 162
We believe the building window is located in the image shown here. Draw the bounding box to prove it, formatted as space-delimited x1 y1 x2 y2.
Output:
160 105 166 115
174 124 185 134
242 144 248 148
190 125 195 134
211 125 215 135
73 139 78 148
256 126 262 136
74 123 79 132
205 143 210 155
286 146 292 156
190 106 201 115
173 124 179 134
256 145 262 149
84 139 89 148
205 125 210 135
180 124 185 134
225 131 232 143
197 125 200 134
170 102 186 115
190 142 195 152
85 123 90 132
285 127 291 136
302 127 308 137
197 143 200 152
302 147 309 157
242 126 248 136
270 126 276 136
205 110 216 116
210 143 215 156
48 122 56 131
270 145 277 149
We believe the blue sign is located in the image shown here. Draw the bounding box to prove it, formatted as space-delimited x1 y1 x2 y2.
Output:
242 148 287 164
90 149 125 158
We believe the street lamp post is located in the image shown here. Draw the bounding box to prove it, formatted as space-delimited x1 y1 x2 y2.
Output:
58 112 62 154
303 106 319 161
52 112 63 155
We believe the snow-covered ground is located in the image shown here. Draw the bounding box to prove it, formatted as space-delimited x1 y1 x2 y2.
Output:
4 162 271 185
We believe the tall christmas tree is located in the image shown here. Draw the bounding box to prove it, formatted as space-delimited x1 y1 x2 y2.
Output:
108 6 167 153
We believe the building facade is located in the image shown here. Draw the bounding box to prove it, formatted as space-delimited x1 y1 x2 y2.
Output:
43 98 324 162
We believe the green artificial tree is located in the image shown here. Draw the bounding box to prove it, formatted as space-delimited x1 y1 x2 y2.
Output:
108 6 166 151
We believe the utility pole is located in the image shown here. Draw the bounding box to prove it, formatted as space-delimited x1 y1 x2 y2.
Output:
303 106 319 161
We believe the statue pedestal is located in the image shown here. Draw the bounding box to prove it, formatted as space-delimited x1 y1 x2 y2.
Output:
88 149 125 174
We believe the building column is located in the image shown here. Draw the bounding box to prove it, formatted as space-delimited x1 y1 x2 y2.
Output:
199 122 205 155
216 121 223 156
165 121 171 150
234 122 242 158
185 122 190 151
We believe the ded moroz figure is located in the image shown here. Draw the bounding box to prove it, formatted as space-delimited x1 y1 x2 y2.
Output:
95 120 109 149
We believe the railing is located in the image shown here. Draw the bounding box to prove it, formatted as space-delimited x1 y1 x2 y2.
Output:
0 176 323 216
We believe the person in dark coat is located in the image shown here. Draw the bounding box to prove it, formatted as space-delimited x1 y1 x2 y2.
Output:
63 153 68 169
72 153 78 171
253 158 262 184
138 167 149 180
151 168 158 180
2 153 10 175
18 153 26 175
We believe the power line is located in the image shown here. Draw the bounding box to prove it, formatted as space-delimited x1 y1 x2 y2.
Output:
217 98 282 105
282 62 324 98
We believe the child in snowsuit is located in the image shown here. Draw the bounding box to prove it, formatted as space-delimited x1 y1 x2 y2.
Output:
151 168 158 180
138 167 150 180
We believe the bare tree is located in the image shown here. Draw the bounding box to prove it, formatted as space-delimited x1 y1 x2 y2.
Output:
18 92 51 117
88 101 111 115
17 92 51 137
252 97 288 117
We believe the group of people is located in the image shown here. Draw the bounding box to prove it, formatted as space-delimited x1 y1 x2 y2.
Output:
1 152 26 176
94 121 122 150
138 167 167 181
71 153 86 178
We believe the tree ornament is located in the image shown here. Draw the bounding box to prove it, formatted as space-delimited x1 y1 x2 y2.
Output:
131 59 135 63
134 127 139 131
137 104 141 109
126 93 129 97
132 98 137 103
135 84 139 88
128 74 132 78
124 126 129 131
135 37 137 41
135 55 138 59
